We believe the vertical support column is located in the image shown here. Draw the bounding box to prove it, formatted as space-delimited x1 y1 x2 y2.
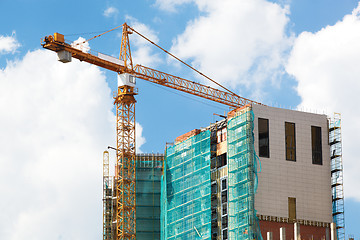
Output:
331 223 337 240
114 85 137 240
294 223 300 240
267 232 273 240
326 227 330 240
280 227 286 240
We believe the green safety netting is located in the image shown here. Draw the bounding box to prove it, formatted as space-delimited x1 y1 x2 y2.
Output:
136 155 163 240
227 108 262 240
161 131 211 240
161 107 262 240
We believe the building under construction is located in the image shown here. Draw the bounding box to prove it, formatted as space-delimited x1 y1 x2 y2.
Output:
103 104 345 240
103 153 164 240
40 24 345 240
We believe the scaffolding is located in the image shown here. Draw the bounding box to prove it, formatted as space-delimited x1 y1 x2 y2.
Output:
227 106 262 240
162 131 211 240
208 119 228 240
103 151 114 240
329 113 345 240
102 151 164 240
136 153 163 240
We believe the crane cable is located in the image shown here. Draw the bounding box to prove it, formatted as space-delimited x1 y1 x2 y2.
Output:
73 23 241 99
74 25 123 46
127 25 241 98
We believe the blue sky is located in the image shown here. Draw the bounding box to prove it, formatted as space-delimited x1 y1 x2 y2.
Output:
1 0 360 239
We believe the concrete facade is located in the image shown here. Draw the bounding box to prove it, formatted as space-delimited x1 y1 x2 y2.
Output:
252 104 332 223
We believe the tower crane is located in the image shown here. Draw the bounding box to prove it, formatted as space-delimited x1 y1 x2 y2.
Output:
41 23 262 240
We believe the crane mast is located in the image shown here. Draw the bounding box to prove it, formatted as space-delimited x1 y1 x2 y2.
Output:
114 85 136 239
41 23 263 240
111 25 137 240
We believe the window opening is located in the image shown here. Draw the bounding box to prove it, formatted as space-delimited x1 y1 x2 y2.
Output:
221 190 228 203
312 126 323 165
258 118 270 158
222 229 228 239
212 231 218 240
217 153 227 168
222 215 228 229
211 208 217 220
221 178 227 191
211 182 217 194
285 122 296 161
288 197 296 221
217 128 227 143
222 203 227 216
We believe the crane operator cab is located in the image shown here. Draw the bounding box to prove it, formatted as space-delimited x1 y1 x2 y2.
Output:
118 73 136 88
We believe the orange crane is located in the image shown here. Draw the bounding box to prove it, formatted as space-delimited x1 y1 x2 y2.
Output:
41 23 262 240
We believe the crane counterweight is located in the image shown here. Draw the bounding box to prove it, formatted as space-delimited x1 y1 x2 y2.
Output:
57 50 72 63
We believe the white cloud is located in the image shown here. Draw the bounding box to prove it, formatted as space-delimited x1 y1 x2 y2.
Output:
286 3 360 201
136 122 146 153
71 37 90 53
155 0 193 12
0 49 112 239
169 0 293 99
125 16 163 68
0 32 20 54
103 6 119 18
0 48 146 239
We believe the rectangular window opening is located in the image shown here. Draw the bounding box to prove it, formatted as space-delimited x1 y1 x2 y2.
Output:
258 118 270 158
211 182 217 194
217 153 227 168
217 128 227 143
285 122 296 161
221 178 227 191
221 190 227 203
222 229 228 240
222 203 227 216
221 215 228 229
211 232 218 240
288 197 296 221
211 208 217 220
312 126 323 165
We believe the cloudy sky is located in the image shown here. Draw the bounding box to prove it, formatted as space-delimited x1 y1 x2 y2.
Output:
1 0 360 239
